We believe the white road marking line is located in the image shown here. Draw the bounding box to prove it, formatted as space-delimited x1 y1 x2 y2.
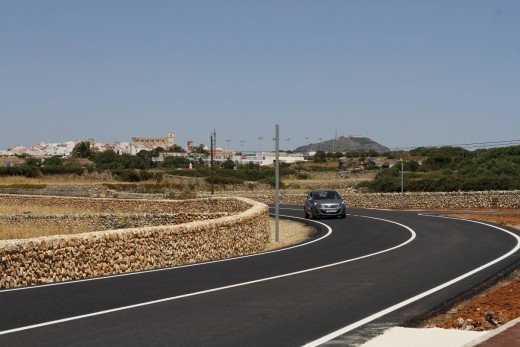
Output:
0 214 415 336
303 216 520 347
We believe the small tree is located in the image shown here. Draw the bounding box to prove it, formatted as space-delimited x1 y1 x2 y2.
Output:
221 157 236 170
169 144 186 153
191 144 208 154
314 151 327 163
72 141 96 159
25 157 42 167
43 156 63 166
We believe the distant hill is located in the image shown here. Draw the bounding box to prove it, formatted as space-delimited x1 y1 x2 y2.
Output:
293 136 390 153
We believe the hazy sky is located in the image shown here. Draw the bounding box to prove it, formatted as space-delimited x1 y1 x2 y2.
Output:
1 0 519 152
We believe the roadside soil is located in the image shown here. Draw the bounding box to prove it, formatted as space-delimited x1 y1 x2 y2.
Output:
266 218 317 251
268 213 520 333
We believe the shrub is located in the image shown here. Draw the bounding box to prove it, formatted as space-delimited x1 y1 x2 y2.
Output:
206 176 245 185
39 166 85 175
0 166 40 178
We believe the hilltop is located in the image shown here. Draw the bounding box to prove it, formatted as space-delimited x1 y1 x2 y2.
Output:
293 136 390 153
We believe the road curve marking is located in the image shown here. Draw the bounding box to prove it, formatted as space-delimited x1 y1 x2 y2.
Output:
303 215 520 347
0 214 416 336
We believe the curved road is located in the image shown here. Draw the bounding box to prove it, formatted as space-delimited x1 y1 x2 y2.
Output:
1 206 519 346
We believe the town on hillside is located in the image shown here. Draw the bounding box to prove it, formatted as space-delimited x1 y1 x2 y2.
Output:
0 132 389 167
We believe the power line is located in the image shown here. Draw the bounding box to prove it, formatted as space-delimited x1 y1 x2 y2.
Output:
392 139 520 151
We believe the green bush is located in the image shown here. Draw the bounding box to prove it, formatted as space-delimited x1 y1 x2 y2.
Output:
206 176 245 185
0 166 40 178
39 166 85 175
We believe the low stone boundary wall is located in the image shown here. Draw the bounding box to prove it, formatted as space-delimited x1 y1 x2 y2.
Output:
204 190 520 210
0 195 269 288
0 194 250 214
0 212 231 238
346 191 520 209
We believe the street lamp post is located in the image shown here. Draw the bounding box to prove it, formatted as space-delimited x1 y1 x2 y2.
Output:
258 136 263 157
275 125 280 242
400 159 404 209
240 140 245 165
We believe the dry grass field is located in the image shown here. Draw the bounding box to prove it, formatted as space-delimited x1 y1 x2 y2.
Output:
0 175 114 186
0 220 83 240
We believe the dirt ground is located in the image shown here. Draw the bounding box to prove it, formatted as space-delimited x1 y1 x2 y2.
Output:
421 212 520 331
266 218 317 251
269 213 520 332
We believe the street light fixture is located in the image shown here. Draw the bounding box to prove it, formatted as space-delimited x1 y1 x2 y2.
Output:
258 136 263 155
240 140 245 165
400 159 404 209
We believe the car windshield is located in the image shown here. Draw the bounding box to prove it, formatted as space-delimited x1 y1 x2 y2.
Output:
313 191 340 200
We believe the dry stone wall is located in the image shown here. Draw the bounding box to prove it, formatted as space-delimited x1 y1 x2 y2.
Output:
0 212 231 237
0 195 269 289
203 190 520 210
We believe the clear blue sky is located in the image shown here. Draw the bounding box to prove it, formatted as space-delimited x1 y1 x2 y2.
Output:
1 0 519 152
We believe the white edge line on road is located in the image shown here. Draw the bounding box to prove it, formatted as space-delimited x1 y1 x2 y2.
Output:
0 214 415 336
0 211 328 293
303 215 520 347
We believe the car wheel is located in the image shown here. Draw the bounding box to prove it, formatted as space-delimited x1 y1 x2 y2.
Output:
341 214 346 219
305 211 309 219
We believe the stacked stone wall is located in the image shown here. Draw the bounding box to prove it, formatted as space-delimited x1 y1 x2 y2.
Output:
0 195 268 288
0 212 231 237
203 190 520 210
0 194 249 214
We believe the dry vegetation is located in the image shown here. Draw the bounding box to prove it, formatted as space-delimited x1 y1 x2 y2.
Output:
0 175 166 188
0 221 85 240
0 202 100 240
0 175 112 186
0 205 90 214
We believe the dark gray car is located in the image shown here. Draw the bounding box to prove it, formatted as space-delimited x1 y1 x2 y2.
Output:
304 189 347 219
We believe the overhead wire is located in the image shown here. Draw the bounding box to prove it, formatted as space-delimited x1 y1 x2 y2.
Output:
391 139 520 151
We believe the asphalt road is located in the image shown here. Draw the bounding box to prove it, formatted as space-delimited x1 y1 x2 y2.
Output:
1 206 519 347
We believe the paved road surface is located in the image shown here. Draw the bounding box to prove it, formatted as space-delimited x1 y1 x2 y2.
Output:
1 206 519 346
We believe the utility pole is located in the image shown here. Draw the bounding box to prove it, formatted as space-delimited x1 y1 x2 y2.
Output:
333 130 337 153
400 159 404 209
213 128 217 152
258 136 263 155
275 124 280 242
210 130 216 195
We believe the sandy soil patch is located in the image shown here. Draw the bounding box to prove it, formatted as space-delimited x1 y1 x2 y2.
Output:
265 218 317 251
